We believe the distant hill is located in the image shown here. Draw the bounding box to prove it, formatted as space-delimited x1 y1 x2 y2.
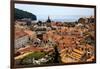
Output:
14 8 37 20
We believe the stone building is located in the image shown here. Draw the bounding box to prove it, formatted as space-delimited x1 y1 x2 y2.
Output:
15 31 29 50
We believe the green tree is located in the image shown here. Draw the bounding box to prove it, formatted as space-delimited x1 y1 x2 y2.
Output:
20 52 45 64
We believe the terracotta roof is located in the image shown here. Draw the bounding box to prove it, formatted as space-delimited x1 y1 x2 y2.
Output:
17 46 54 54
18 46 42 53
15 31 28 39
24 30 35 36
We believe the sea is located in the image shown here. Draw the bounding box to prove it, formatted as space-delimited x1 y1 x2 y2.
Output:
35 19 78 23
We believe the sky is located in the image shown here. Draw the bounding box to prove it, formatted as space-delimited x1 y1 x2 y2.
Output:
15 3 94 22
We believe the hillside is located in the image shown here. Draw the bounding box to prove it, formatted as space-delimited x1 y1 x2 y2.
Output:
14 8 37 20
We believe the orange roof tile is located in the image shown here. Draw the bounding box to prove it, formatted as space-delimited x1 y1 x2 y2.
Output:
15 31 27 39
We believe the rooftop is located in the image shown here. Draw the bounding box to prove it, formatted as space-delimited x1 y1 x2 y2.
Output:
15 30 28 39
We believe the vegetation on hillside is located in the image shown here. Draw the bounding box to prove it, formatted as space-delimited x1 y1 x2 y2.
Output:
15 8 37 20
